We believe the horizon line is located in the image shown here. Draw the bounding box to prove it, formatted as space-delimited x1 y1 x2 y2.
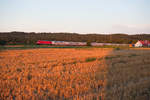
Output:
0 31 149 35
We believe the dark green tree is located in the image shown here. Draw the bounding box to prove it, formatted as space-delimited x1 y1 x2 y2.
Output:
0 40 7 45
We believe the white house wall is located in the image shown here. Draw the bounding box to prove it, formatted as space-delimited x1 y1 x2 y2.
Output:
135 41 142 47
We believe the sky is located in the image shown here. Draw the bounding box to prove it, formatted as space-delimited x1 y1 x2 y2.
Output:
0 0 150 34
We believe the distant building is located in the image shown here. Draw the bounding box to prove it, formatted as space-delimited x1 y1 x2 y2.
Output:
135 40 150 47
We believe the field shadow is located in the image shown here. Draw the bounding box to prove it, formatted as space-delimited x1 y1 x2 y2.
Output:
104 49 150 100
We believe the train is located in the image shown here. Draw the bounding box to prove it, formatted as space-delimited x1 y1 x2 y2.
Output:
36 40 128 46
36 40 87 46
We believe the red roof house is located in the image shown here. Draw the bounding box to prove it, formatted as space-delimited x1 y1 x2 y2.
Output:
135 40 150 47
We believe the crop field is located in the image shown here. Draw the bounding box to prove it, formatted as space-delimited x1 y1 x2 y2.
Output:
0 48 150 100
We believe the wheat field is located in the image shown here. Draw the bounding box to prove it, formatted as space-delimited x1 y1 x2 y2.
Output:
0 48 150 100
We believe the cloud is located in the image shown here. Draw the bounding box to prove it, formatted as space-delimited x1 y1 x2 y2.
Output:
112 24 150 34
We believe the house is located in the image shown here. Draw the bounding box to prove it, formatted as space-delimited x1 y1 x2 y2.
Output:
135 40 150 47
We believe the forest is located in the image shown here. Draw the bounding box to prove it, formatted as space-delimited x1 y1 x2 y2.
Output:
0 31 150 45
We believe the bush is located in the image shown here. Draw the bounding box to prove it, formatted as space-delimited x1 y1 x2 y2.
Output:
85 57 96 62
86 41 91 46
115 47 121 50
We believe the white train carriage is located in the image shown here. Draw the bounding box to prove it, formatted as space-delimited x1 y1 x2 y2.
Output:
52 41 87 46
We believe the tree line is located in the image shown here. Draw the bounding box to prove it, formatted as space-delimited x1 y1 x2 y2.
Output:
0 31 150 45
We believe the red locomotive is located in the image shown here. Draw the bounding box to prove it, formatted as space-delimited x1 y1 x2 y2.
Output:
36 40 52 45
